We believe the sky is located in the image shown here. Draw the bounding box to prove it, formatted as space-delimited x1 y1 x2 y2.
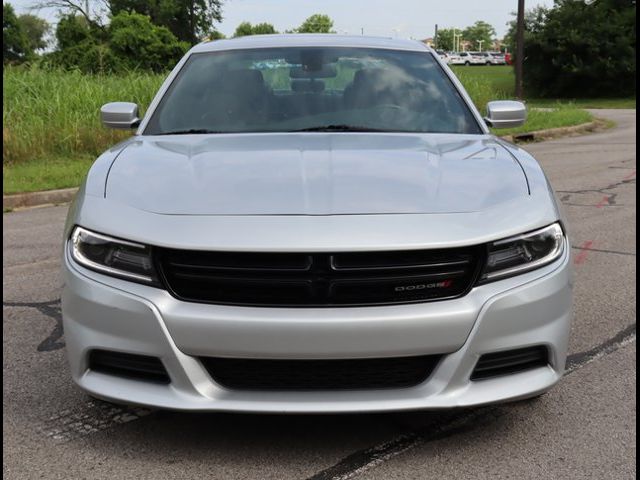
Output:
11 0 556 40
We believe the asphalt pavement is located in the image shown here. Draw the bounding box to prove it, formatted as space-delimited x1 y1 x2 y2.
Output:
3 109 636 480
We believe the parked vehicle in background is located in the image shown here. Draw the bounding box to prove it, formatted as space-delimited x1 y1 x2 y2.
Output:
488 52 507 65
477 52 506 65
435 50 450 63
447 52 464 65
458 52 485 66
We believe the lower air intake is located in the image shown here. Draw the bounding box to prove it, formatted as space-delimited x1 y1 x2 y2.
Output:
201 355 442 391
89 349 170 384
471 346 549 381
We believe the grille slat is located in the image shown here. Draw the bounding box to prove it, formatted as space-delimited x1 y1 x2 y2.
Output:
156 247 482 307
200 355 442 391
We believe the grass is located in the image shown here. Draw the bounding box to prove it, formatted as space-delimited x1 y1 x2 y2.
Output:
4 154 95 194
494 107 593 137
3 67 163 166
452 65 636 109
452 65 515 101
2 64 630 194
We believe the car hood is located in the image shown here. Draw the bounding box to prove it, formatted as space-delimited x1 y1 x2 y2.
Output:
105 133 529 216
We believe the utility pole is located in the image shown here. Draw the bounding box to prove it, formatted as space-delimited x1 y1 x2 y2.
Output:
453 30 462 52
515 0 525 99
477 39 484 51
361 27 364 35
434 24 438 49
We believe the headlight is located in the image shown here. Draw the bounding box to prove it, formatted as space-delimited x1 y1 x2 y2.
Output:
480 223 565 282
69 226 158 284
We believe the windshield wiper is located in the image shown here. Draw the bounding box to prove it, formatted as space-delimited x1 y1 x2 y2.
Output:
156 129 226 135
290 124 386 132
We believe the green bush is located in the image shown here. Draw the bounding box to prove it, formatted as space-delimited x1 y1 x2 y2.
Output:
524 0 636 98
109 12 189 72
44 12 188 74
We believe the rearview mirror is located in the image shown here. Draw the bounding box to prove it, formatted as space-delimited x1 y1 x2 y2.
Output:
101 102 141 129
484 100 527 129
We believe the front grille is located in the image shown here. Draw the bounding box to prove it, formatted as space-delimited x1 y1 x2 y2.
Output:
156 247 483 307
89 349 170 384
471 346 549 381
200 355 442 391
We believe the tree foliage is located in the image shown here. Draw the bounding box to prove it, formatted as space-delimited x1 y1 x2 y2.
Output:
55 13 94 50
45 11 188 73
108 0 223 44
233 21 277 37
523 0 636 97
233 21 254 37
503 6 548 54
462 21 496 51
434 27 457 51
3 3 30 63
295 14 334 33
18 14 51 52
108 11 190 71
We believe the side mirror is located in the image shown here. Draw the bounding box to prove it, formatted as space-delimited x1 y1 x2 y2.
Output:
484 100 527 129
101 102 141 129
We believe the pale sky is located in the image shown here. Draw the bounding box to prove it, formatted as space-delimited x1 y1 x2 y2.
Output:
11 0 555 40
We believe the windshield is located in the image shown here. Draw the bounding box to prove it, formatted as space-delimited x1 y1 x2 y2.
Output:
144 47 481 135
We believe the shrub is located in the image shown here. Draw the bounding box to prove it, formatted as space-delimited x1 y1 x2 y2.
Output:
45 12 188 74
524 0 636 97
109 12 189 72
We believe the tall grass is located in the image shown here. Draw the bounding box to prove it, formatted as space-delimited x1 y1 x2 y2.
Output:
3 66 164 165
3 65 592 174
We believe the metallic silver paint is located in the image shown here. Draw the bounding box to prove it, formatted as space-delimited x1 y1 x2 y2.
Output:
484 100 528 129
105 134 528 216
62 35 573 411
100 102 140 129
62 243 572 412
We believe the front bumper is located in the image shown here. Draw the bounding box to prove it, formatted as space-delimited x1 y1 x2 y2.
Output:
62 245 572 413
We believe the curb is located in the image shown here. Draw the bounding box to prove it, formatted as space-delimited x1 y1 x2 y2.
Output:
3 187 79 210
3 120 605 211
499 120 601 143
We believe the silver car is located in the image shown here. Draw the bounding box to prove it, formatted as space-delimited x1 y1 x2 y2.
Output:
62 35 572 413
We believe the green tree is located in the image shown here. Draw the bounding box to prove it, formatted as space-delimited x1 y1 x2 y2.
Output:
524 0 635 97
503 6 548 54
54 14 93 50
18 13 51 52
233 21 254 37
108 11 189 71
207 29 225 40
46 11 188 73
108 0 223 44
295 14 334 33
233 21 277 37
434 27 457 51
46 14 113 72
462 20 496 51
3 3 30 63
252 22 277 35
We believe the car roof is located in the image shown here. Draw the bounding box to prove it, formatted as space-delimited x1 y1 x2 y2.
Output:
191 34 431 53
